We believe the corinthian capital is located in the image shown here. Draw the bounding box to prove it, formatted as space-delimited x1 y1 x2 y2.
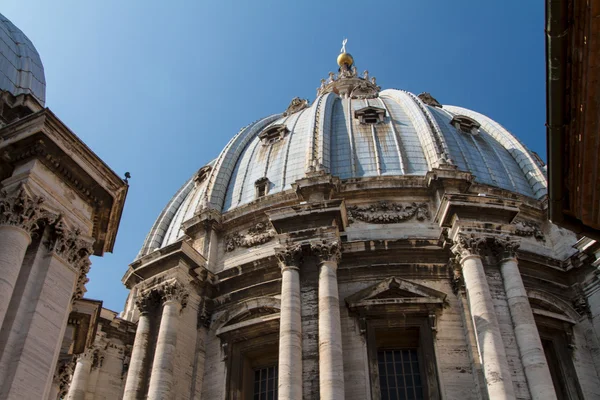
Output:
275 243 303 268
490 236 520 261
310 240 341 264
160 282 189 308
0 185 58 233
451 233 487 261
45 219 95 268
135 288 162 314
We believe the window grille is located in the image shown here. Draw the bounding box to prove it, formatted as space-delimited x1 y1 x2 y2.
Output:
378 349 423 400
253 365 277 400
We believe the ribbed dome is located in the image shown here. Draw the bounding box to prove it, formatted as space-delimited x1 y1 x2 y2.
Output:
137 82 547 259
0 12 46 105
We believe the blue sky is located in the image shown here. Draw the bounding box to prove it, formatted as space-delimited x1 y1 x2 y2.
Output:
3 1 546 311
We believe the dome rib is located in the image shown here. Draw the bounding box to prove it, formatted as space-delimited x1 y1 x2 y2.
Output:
444 106 547 198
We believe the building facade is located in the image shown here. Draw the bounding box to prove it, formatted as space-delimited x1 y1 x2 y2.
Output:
1 11 600 400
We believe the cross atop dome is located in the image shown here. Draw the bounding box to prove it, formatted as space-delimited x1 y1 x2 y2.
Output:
317 39 380 99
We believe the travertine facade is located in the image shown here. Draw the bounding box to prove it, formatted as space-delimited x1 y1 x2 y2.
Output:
112 48 600 400
2 12 600 400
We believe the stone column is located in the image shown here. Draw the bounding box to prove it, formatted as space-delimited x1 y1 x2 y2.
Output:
147 282 188 400
312 241 344 400
66 349 95 400
123 289 160 400
0 187 51 328
276 244 303 400
452 234 516 400
494 237 557 400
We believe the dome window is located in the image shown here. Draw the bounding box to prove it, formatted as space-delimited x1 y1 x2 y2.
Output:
450 115 481 135
259 124 289 145
193 165 212 185
354 106 386 125
255 177 269 198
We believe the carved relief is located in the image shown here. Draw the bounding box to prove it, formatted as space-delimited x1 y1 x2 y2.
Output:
449 261 463 295
135 288 162 314
572 296 591 319
490 236 520 260
283 97 309 116
275 243 303 268
310 240 341 264
72 259 92 300
160 282 189 309
45 219 95 268
513 220 545 242
54 357 76 399
225 222 275 252
0 185 57 233
451 233 488 260
347 201 430 224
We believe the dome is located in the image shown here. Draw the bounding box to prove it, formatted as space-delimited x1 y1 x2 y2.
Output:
0 12 46 105
137 67 547 259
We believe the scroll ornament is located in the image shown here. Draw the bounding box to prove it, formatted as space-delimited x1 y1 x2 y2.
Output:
347 201 430 224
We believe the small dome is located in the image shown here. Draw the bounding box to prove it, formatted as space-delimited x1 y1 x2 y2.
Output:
0 12 46 105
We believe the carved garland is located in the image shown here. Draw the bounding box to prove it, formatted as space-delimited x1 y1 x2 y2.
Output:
347 201 430 224
513 220 545 242
54 357 76 399
225 222 275 252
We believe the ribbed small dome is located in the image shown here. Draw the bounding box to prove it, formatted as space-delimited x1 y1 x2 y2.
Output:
137 84 547 259
0 12 46 105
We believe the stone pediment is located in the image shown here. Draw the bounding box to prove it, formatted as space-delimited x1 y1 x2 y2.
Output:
346 277 446 314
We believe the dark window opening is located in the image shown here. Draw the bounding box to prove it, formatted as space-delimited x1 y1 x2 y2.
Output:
450 115 481 135
253 365 278 400
255 178 269 198
354 106 386 125
378 349 423 400
542 339 570 400
258 125 289 145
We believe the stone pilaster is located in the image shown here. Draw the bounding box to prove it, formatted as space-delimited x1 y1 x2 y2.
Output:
451 233 516 400
492 237 557 400
123 288 161 400
0 186 56 329
66 348 95 400
311 240 345 400
147 282 188 400
276 244 303 400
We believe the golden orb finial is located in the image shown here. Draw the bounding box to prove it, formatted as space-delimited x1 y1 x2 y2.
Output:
337 38 354 67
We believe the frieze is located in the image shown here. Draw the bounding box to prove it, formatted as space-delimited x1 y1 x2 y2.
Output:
225 222 275 252
310 240 341 264
513 220 545 242
347 201 430 224
0 185 58 233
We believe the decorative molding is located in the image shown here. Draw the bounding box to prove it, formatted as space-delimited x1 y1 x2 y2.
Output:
513 220 545 241
135 288 162 314
45 219 95 268
347 201 430 224
451 233 487 260
225 222 275 252
0 184 58 233
275 243 303 268
572 295 591 319
54 357 76 399
490 236 520 260
283 97 309 116
160 281 189 309
310 240 341 264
